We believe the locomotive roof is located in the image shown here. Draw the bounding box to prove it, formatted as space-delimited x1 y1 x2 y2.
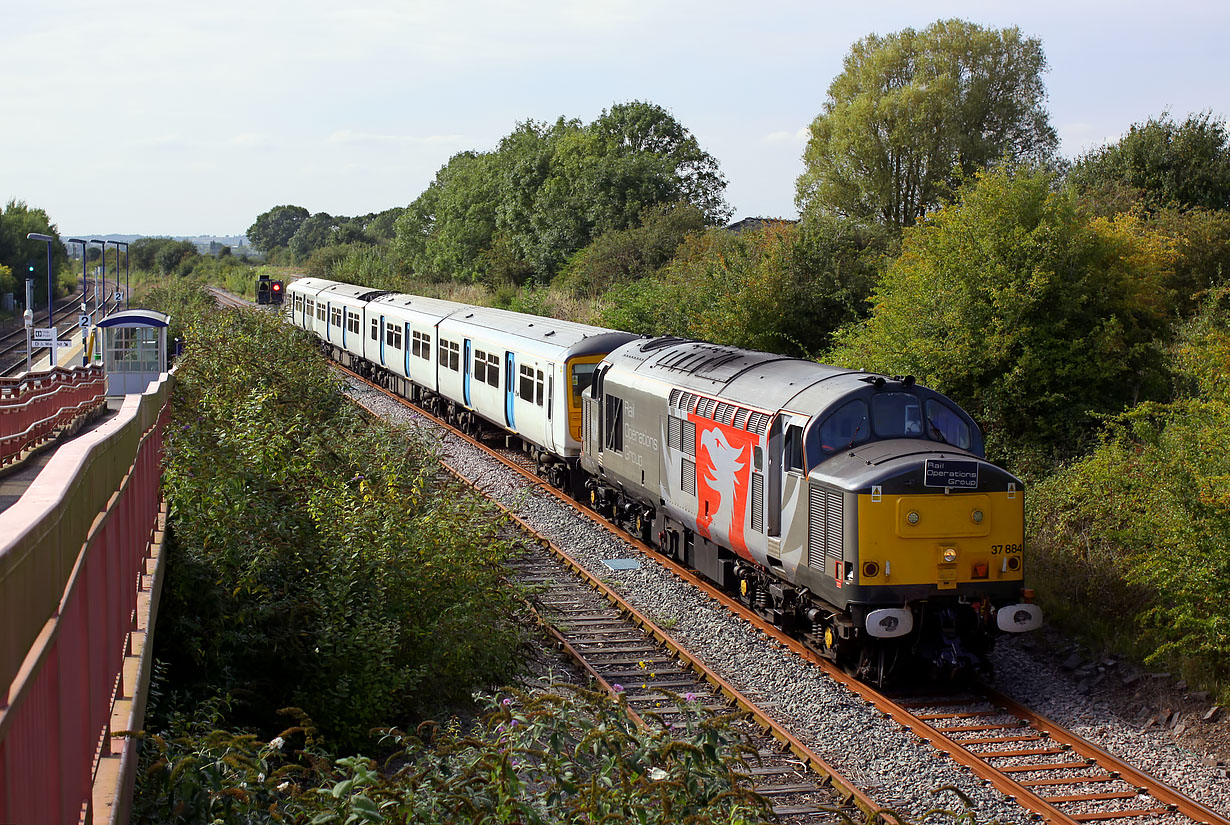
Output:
289 277 390 303
611 337 867 412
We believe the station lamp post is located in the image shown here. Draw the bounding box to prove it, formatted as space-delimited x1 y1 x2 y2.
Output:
26 232 55 329
90 239 107 316
115 241 129 308
67 238 90 365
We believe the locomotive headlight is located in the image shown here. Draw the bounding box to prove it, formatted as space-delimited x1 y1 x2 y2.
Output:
942 547 958 563
907 511 920 525
971 509 984 524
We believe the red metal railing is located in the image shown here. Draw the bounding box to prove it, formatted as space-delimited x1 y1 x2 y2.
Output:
0 374 173 825
0 365 107 467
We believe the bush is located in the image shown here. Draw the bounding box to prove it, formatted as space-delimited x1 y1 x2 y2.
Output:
828 166 1174 472
602 218 883 358
155 295 523 748
1028 287 1230 697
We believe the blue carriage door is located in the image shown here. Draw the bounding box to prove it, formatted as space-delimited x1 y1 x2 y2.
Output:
379 315 386 366
463 338 472 407
504 351 516 429
325 302 332 344
404 323 412 381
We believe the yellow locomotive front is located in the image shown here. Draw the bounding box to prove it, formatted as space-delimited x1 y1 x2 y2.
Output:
800 384 1040 683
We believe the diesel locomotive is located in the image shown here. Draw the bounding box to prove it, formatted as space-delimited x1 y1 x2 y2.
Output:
285 277 1041 684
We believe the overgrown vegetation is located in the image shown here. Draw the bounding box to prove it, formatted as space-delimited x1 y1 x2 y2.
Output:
150 286 523 750
134 688 788 825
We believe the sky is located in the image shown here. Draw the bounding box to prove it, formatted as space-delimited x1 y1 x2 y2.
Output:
3 0 1228 239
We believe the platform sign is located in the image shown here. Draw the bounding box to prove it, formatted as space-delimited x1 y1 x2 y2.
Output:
80 314 90 328
923 458 980 489
32 327 58 344
55 339 73 348
113 290 125 302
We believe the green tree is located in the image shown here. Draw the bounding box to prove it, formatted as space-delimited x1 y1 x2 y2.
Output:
603 217 884 357
0 199 70 302
828 165 1172 469
246 204 309 253
288 212 339 261
1069 112 1230 213
797 19 1057 232
393 102 728 283
557 201 709 297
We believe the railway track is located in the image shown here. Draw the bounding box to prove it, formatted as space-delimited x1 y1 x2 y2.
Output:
501 538 871 823
345 368 1228 825
211 286 1230 825
0 284 119 376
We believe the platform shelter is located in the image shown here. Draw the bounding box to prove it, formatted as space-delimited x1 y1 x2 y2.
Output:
97 309 170 396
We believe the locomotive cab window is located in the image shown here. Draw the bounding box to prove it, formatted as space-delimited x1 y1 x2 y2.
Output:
784 424 804 473
872 393 923 438
925 400 972 449
808 399 870 464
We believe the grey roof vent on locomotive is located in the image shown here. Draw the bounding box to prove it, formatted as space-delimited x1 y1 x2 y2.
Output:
619 337 869 412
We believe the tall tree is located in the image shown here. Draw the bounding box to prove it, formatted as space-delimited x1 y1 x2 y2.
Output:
1068 112 1230 212
246 204 309 253
0 200 68 302
796 19 1057 232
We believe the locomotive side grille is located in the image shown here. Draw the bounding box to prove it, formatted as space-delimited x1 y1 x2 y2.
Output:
714 402 731 423
747 412 769 435
825 491 843 562
751 472 764 533
700 397 717 419
681 458 696 495
669 388 681 408
733 408 749 429
807 486 825 569
682 420 696 456
679 391 696 412
668 415 682 451
808 486 845 570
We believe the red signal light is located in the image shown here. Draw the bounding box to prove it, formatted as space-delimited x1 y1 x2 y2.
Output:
272 282 282 292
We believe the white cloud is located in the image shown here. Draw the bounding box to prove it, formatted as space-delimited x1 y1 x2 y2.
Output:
763 128 809 145
226 134 279 150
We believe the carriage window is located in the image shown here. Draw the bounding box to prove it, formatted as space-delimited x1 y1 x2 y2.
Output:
872 393 923 438
370 318 379 341
473 349 487 383
317 302 327 321
448 341 460 371
519 365 534 401
347 311 360 334
808 399 870 466
385 325 402 349
412 330 430 359
925 400 972 449
330 306 342 327
486 353 500 387
535 369 545 406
